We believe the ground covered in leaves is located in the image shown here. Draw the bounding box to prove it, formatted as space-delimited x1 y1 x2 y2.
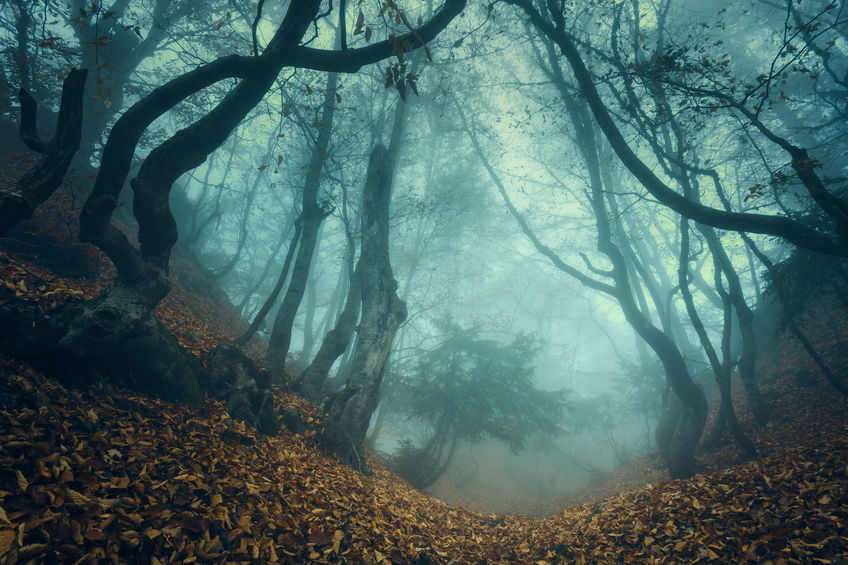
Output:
0 358 846 564
1 184 847 563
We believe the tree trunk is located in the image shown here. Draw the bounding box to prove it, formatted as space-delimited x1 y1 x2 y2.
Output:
679 221 756 458
461 87 707 478
266 70 339 380
536 43 709 477
323 144 407 471
697 224 770 423
235 217 303 347
0 70 88 235
295 258 361 402
40 4 322 407
236 213 295 315
300 224 324 361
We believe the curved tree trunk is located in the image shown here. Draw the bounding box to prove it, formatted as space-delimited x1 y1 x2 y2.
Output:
324 144 407 471
295 257 361 402
506 38 708 477
0 69 87 235
24 5 323 422
614 266 708 479
460 82 707 477
679 221 756 458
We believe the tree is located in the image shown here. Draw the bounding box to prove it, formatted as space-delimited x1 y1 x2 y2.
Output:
323 144 408 470
507 0 848 257
294 220 360 402
0 70 87 234
389 323 568 490
5 2 466 432
595 0 771 425
459 83 707 478
266 67 339 381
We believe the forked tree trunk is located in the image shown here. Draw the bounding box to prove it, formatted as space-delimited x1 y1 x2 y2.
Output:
697 224 770 423
679 221 756 458
294 262 360 402
27 5 322 418
525 36 708 477
324 144 407 470
0 69 87 235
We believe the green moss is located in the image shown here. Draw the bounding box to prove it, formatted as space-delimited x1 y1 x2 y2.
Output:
149 317 205 404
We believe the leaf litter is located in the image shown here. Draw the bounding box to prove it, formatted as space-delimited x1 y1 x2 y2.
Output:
0 199 846 563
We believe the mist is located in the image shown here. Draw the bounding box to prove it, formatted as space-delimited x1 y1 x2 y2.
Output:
2 0 847 551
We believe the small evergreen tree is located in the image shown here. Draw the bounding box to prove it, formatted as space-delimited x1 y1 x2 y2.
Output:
389 321 569 490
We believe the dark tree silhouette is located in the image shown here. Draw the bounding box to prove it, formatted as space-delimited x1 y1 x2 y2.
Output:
1 69 88 235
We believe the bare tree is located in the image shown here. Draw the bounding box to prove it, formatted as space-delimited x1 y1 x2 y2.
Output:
324 144 407 470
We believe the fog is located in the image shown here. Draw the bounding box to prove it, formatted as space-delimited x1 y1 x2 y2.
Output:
4 0 846 513
161 0 847 507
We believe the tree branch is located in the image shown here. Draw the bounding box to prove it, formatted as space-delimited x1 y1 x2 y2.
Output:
286 0 467 72
508 0 848 257
456 100 616 295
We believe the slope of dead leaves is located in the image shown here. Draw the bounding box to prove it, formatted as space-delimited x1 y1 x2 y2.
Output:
0 358 846 564
0 179 847 563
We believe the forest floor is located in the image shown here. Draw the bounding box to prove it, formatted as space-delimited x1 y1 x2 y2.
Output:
0 187 847 564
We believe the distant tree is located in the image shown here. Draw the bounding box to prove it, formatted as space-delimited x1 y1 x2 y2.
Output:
458 85 708 478
389 323 568 490
751 222 848 396
293 214 360 402
266 67 339 382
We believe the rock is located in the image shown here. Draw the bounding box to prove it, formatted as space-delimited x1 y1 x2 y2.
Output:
205 343 279 435
281 408 304 434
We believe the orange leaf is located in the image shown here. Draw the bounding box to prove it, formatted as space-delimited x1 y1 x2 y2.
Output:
84 527 105 541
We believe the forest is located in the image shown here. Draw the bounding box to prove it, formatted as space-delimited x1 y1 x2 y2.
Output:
0 0 847 563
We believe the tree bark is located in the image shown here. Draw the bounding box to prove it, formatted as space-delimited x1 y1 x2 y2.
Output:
323 144 407 471
25 5 321 411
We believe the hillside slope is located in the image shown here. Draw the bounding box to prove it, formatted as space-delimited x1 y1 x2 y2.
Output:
0 189 847 563
1 354 846 564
